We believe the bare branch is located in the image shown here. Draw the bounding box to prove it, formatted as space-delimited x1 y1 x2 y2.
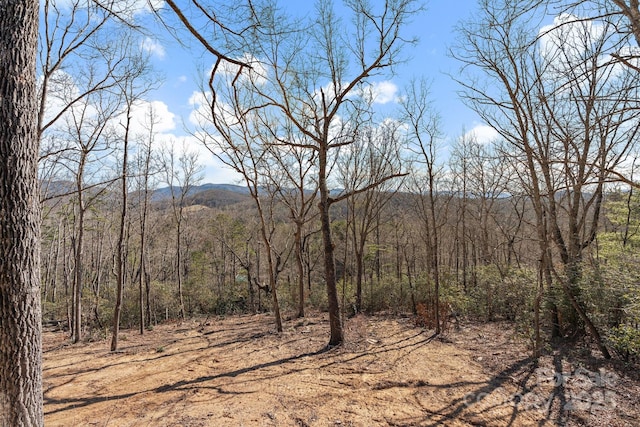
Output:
330 172 408 205
163 0 250 69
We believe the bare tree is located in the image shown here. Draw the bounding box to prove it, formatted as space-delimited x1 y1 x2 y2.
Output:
37 4 150 342
160 141 203 319
338 120 406 313
38 0 120 138
61 84 121 343
214 224 259 314
401 78 447 334
453 0 640 356
600 0 640 71
37 0 138 195
268 141 319 319
111 45 155 351
134 106 161 331
189 0 419 346
451 134 514 276
0 0 43 424
193 82 287 331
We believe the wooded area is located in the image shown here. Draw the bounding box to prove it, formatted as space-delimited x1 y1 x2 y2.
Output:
3 0 640 425
35 0 640 359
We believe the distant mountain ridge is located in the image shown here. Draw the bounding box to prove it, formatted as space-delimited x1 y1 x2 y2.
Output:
150 183 250 202
40 180 252 208
151 183 252 209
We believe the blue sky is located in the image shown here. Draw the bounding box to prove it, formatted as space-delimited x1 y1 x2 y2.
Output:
138 0 494 183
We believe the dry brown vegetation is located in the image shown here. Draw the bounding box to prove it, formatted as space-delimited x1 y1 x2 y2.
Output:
43 313 639 426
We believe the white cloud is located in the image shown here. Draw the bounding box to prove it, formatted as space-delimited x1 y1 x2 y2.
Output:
114 0 166 18
38 70 80 128
212 53 268 87
360 81 399 104
197 151 244 184
153 132 242 185
463 124 499 145
39 70 238 184
319 80 400 106
127 100 176 135
141 37 166 60
189 135 244 184
539 14 604 69
607 44 640 76
136 0 165 15
187 90 241 131
188 91 213 127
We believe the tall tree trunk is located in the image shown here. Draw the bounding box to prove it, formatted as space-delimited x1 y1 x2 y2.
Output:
72 156 87 344
319 146 343 346
404 244 417 315
375 216 381 283
51 221 63 304
0 0 44 424
255 198 282 332
428 186 441 335
295 225 305 318
176 220 185 319
111 111 130 351
139 249 147 333
91 228 104 329
355 240 365 313
139 140 152 333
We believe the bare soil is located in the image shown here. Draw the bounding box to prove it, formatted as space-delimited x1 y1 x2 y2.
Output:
43 312 639 426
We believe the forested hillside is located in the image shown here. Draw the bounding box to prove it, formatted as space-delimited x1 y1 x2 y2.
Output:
3 0 640 425
31 0 640 362
40 172 640 363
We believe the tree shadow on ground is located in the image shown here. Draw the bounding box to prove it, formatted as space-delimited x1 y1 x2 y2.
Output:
153 346 331 393
43 318 433 418
47 316 627 425
383 355 540 426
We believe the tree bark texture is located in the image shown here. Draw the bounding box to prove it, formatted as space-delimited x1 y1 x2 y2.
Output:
0 0 44 425
319 147 343 346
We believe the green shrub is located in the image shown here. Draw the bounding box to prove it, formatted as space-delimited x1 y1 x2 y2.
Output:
608 324 640 361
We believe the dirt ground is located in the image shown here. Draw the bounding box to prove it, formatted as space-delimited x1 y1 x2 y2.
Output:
42 312 639 426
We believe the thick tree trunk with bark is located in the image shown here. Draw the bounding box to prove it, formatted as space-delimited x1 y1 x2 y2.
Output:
319 147 343 346
0 0 44 424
